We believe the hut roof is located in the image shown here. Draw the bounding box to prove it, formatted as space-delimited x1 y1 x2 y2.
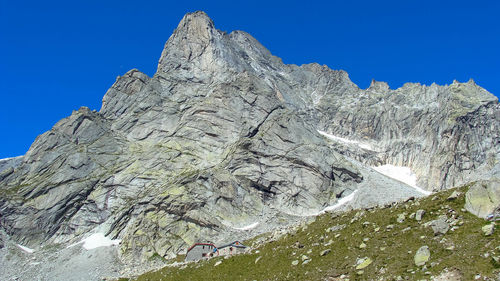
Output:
217 241 247 249
187 243 216 253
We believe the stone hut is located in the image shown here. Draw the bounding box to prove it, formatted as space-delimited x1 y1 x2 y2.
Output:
216 241 247 256
185 243 216 261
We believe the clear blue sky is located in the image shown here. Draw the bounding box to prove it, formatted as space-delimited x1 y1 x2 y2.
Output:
0 0 499 158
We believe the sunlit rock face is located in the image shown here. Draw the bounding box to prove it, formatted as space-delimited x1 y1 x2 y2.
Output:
314 78 499 191
0 11 498 265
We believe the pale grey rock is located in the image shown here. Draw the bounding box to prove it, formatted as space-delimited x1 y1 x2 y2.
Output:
429 215 450 235
482 223 495 236
432 268 463 281
355 257 373 270
397 213 406 223
465 179 500 219
447 191 461 200
414 246 431 266
320 249 331 256
326 224 346 232
416 210 426 221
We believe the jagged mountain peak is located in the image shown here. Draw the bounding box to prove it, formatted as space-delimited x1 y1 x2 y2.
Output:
156 11 226 76
178 11 215 30
167 10 217 50
156 11 285 83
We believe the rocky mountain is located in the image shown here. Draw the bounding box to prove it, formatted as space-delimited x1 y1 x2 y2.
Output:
0 11 499 280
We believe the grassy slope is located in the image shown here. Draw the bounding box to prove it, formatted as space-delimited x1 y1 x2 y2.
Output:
122 185 499 280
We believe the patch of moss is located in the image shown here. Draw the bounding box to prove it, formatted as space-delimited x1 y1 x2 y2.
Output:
148 252 168 262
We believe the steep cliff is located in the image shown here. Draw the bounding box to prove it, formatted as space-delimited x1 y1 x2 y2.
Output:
0 12 367 263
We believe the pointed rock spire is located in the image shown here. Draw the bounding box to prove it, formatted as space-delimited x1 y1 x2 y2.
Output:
155 11 286 82
368 79 390 93
173 11 216 43
157 11 219 75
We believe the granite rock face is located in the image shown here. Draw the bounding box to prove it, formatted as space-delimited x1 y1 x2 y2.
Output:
314 79 499 191
0 12 364 263
0 156 23 177
0 11 499 268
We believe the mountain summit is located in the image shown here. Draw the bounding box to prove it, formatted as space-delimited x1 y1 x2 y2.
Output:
1 11 499 280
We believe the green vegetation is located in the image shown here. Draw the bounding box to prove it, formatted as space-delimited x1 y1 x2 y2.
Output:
121 185 500 280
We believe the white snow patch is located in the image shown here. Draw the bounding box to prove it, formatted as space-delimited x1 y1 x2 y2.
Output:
317 131 374 151
372 164 432 195
68 233 121 250
17 244 34 253
234 222 259 231
319 190 358 214
0 155 23 162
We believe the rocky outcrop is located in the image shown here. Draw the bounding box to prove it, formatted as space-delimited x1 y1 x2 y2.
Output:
465 179 500 218
0 10 498 273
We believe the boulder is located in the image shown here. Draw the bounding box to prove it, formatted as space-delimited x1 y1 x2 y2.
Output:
465 179 500 219
320 249 331 256
429 215 450 235
355 257 373 270
397 213 406 223
415 209 426 221
482 223 495 236
414 246 430 266
447 190 461 200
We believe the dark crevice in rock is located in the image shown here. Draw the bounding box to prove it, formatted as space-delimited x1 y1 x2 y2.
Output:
246 105 284 138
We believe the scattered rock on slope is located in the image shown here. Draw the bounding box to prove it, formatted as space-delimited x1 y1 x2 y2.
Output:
414 245 431 266
428 215 450 235
482 223 495 236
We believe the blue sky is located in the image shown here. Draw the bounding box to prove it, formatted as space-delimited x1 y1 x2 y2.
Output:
0 0 499 158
